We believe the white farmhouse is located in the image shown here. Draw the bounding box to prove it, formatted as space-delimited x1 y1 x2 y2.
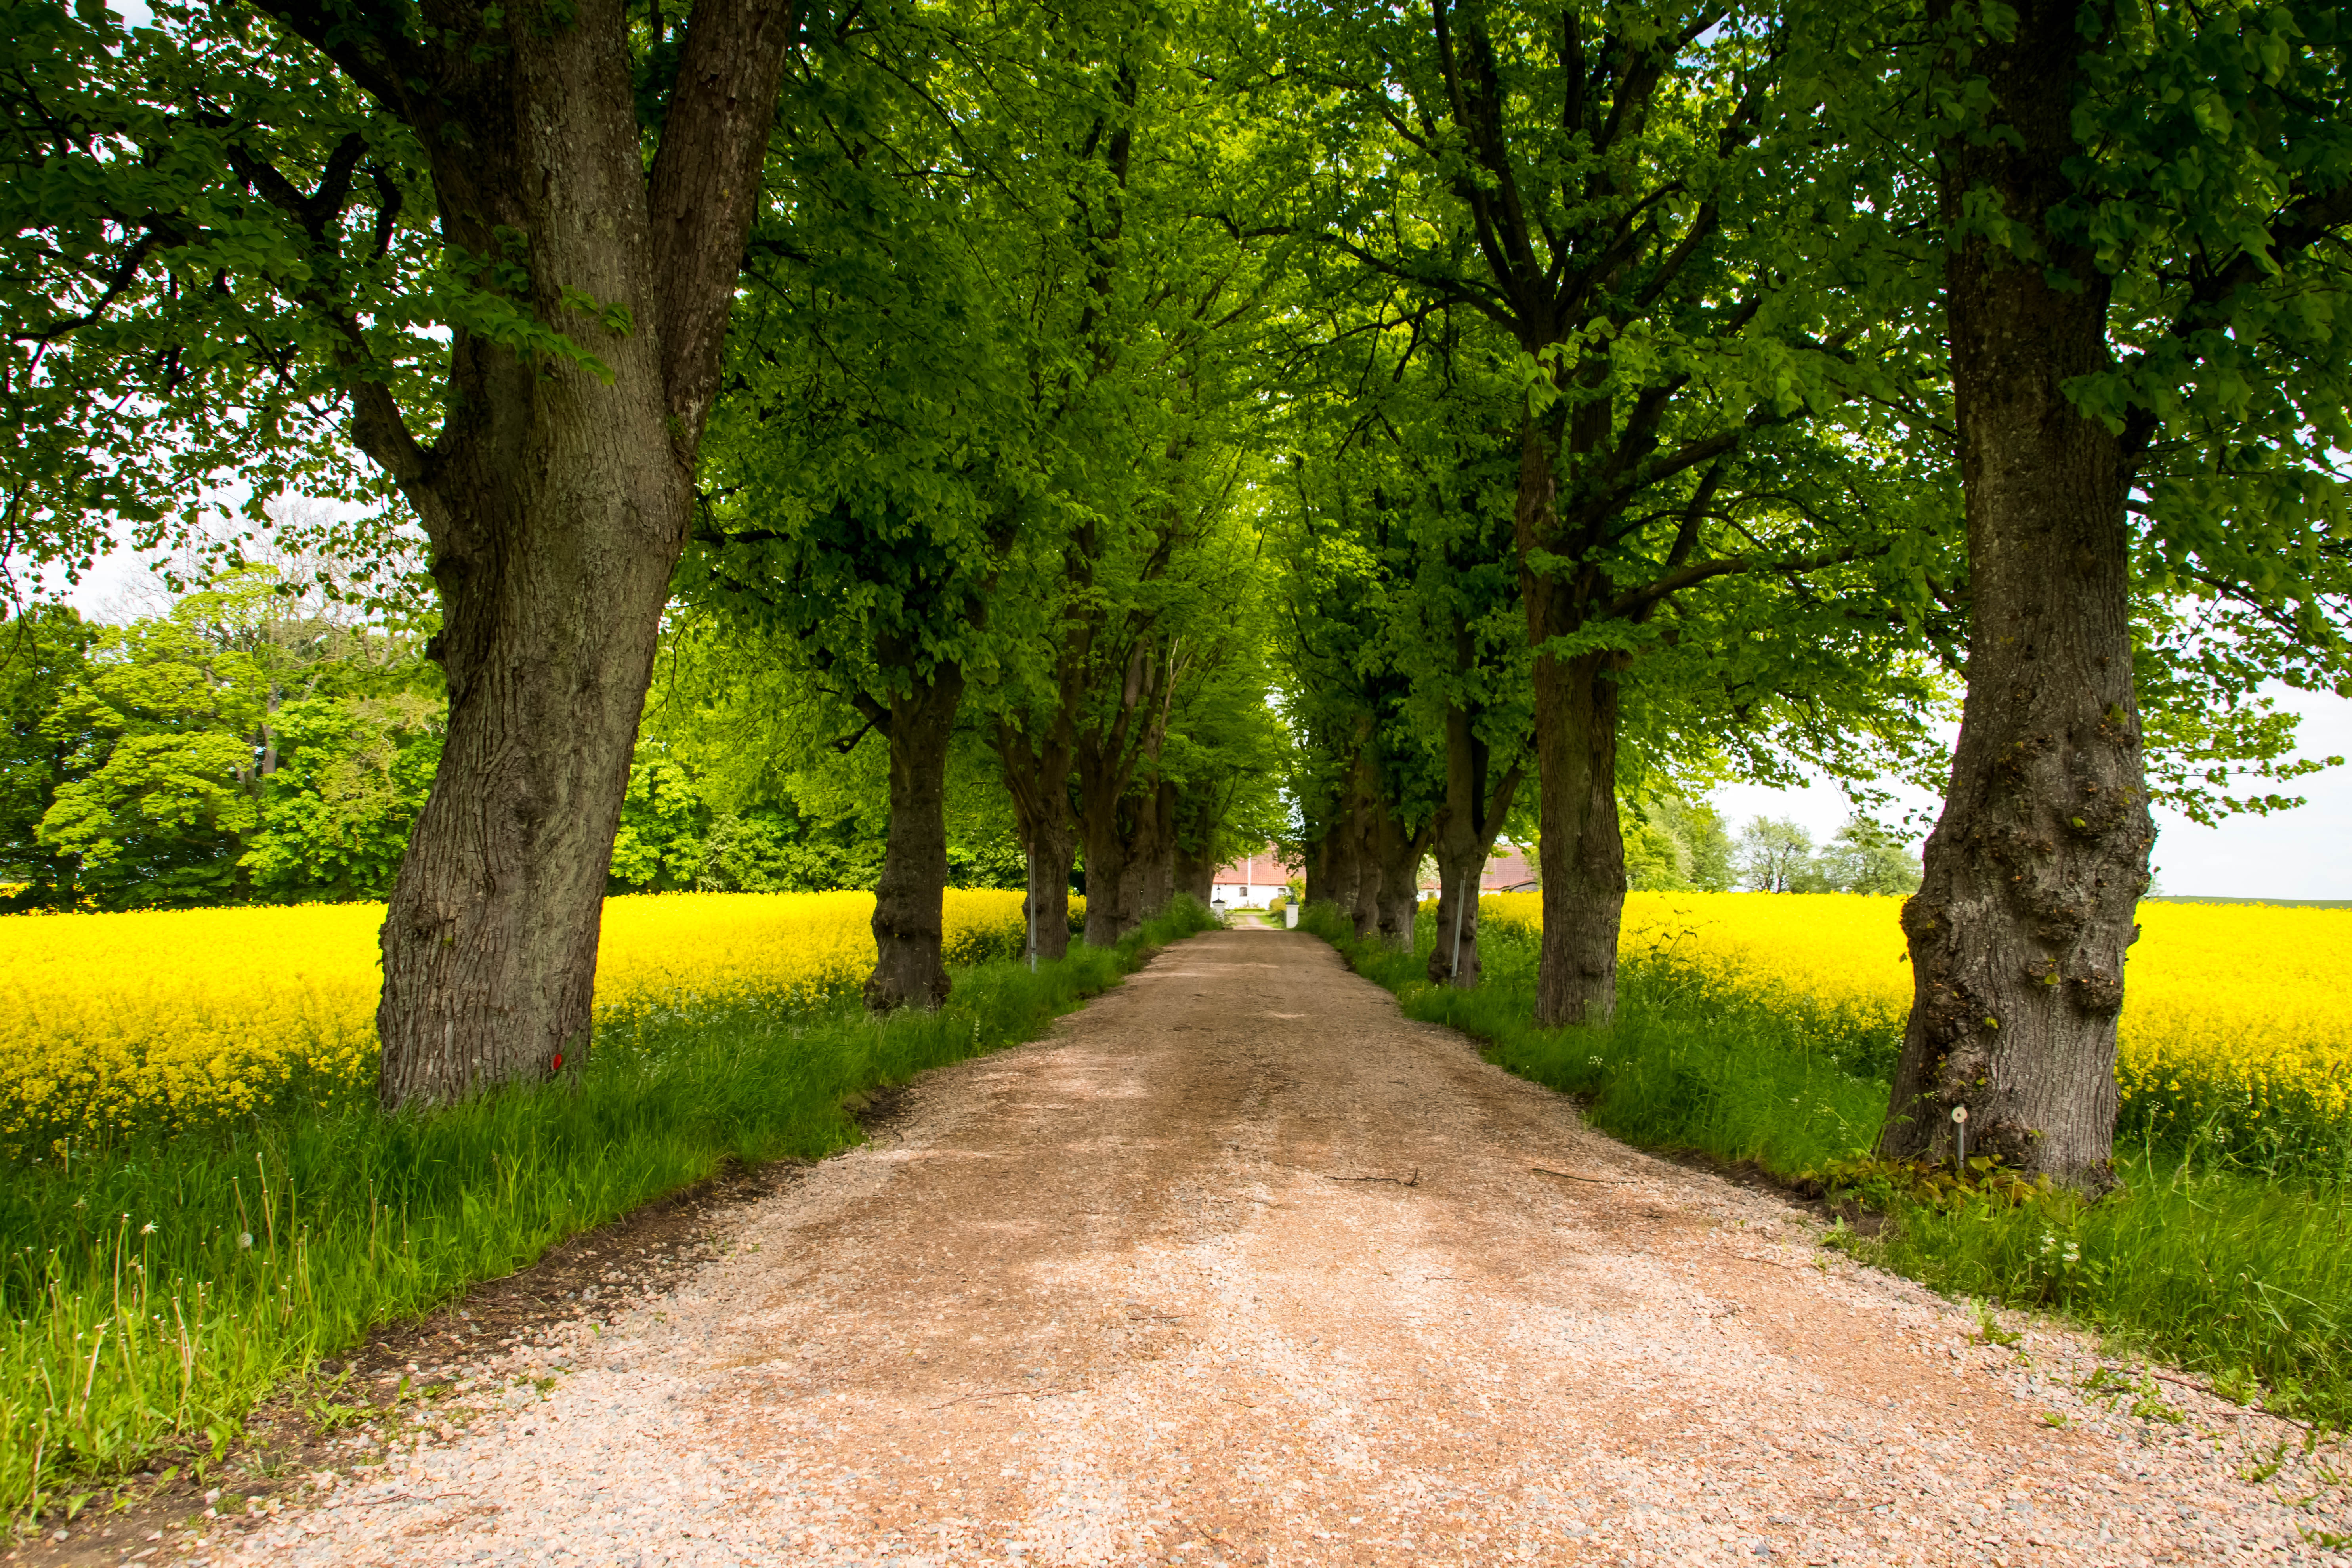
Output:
1209 848 1292 907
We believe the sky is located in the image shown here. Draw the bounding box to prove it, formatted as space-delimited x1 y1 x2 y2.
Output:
1712 683 2352 901
58 537 2352 901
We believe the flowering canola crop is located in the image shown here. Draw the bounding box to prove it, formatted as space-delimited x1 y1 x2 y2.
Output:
0 890 1034 1146
1482 890 2352 1144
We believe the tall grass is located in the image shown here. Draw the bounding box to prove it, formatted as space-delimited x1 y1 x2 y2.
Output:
1304 901 2352 1427
0 900 1215 1515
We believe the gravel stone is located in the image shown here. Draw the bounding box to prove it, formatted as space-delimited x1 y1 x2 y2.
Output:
213 928 2350 1566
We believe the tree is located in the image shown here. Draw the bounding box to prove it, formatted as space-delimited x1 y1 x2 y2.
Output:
1881 0 2352 1188
1735 815 1815 894
623 619 1027 896
0 605 97 908
1261 0 1959 1025
692 0 1269 992
1625 793 1734 891
1818 815 1918 895
36 564 438 907
5 0 802 1104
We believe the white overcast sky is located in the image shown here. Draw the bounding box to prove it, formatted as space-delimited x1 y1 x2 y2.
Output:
1714 683 2352 900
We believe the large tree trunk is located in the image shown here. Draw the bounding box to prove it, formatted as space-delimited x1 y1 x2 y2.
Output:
1427 700 1524 989
1319 810 1360 919
1303 829 1333 909
1528 648 1627 1026
996 718 1078 963
1172 834 1216 906
365 0 794 1108
1127 780 1176 920
1079 766 1132 946
1346 756 1382 941
1426 830 1486 988
1373 803 1428 953
1023 821 1077 963
1516 397 1628 1027
1881 0 2148 1191
865 665 966 1011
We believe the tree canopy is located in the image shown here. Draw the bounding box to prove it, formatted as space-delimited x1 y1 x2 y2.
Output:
8 0 2350 1168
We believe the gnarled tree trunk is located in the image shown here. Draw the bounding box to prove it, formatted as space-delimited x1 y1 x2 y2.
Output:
1347 755 1382 940
1427 699 1525 989
997 716 1079 963
1317 813 1357 919
1516 394 1629 1027
1079 767 1132 946
363 0 795 1107
1373 803 1429 952
865 664 965 1010
1881 0 2149 1191
1023 823 1077 963
1426 833 1486 989
1173 836 1216 906
1528 647 1627 1026
1127 779 1176 921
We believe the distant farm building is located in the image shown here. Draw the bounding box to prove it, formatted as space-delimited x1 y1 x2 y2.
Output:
1419 843 1539 897
1210 848 1294 906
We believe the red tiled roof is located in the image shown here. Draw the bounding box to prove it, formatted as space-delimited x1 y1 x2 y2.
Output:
1420 846 1539 893
1211 847 1297 884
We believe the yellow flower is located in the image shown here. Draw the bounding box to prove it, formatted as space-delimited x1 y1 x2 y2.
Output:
1482 890 2350 1145
0 890 1033 1146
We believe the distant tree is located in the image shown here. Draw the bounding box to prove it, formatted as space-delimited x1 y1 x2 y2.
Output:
35 565 438 909
1623 809 1689 892
1684 804 1737 894
1737 817 1817 894
1817 816 1920 896
1634 795 1737 893
0 606 97 908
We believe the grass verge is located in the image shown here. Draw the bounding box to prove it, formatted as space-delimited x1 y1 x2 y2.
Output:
2 899 1216 1522
1302 901 2352 1429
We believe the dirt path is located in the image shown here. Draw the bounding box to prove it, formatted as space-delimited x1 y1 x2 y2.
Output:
177 930 2345 1565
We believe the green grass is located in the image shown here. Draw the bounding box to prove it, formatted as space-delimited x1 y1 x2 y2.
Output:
0 899 1217 1519
1304 901 2352 1429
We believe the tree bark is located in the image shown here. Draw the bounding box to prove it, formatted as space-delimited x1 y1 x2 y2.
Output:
1528 648 1626 1026
864 664 965 1011
1881 0 2148 1191
1079 766 1132 946
1428 698 1525 988
1025 823 1077 961
1128 779 1176 920
1073 641 1164 946
336 0 795 1108
1512 384 1632 1027
996 716 1079 963
1346 753 1382 941
1426 832 1486 988
1172 833 1216 906
1373 801 1429 952
1322 817 1360 918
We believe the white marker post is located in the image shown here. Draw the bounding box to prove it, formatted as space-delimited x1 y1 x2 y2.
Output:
1951 1104 1969 1175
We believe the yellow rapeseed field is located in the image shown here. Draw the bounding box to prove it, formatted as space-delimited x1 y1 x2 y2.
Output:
1483 890 2352 1138
0 890 1035 1146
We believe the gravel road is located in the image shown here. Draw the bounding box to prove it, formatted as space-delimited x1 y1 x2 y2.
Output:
165 927 2348 1565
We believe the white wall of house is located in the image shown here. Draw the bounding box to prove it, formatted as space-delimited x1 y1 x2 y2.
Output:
1209 849 1291 906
